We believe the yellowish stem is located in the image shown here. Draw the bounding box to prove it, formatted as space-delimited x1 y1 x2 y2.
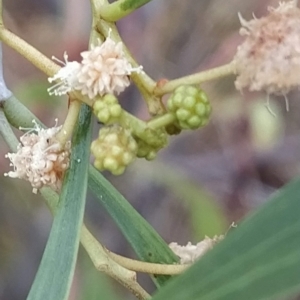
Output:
154 62 236 96
147 113 176 130
107 250 189 275
0 26 59 76
56 99 81 145
0 1 3 25
81 225 151 300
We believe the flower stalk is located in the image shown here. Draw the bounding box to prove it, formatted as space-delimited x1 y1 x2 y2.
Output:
153 62 236 96
55 99 81 146
0 27 59 77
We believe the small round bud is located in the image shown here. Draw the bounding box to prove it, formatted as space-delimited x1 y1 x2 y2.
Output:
167 85 211 130
91 125 137 175
135 128 168 161
93 94 122 124
136 139 158 161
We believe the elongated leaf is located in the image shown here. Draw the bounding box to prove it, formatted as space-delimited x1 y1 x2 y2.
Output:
3 93 178 287
141 163 227 238
88 166 179 287
27 105 92 300
152 178 300 300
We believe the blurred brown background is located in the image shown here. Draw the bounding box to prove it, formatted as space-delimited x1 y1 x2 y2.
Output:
0 0 300 299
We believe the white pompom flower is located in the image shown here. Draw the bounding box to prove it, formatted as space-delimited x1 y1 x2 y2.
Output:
48 36 142 99
4 120 71 194
169 235 224 264
48 52 81 96
234 0 300 95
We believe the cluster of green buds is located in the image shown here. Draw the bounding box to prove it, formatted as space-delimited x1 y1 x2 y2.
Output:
167 85 211 130
91 125 137 175
91 85 211 175
136 128 168 161
93 94 122 124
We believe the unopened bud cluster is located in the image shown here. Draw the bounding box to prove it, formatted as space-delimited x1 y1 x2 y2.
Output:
136 129 168 161
90 85 210 173
167 85 211 130
91 125 138 175
93 94 122 124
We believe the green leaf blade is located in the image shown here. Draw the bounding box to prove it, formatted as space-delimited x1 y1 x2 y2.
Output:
151 178 300 300
27 105 92 300
88 167 179 287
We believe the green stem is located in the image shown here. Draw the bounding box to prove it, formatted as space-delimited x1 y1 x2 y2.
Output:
119 109 148 136
90 0 108 19
81 226 151 300
100 0 152 22
154 62 236 96
107 250 188 275
56 99 81 146
147 113 176 130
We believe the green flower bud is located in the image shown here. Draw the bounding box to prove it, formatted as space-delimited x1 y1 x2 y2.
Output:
135 129 168 161
93 94 122 124
91 125 137 175
136 139 158 161
167 85 211 130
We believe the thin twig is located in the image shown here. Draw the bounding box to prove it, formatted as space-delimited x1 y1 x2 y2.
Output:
55 99 81 146
153 62 236 96
81 226 151 300
0 27 59 77
107 249 189 275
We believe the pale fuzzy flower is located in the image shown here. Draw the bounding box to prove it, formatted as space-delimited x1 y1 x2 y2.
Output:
48 37 142 99
48 52 81 96
76 37 142 99
4 120 71 194
234 0 300 95
169 235 224 264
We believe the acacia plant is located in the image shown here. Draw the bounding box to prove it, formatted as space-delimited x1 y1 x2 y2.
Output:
0 0 300 300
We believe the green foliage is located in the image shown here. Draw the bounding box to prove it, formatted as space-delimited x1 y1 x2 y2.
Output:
88 166 179 286
151 165 227 238
151 178 300 300
120 0 151 11
1 1 300 299
27 105 92 300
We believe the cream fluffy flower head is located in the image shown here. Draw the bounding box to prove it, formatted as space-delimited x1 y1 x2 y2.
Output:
169 235 224 264
76 37 142 99
5 120 71 194
48 36 142 99
48 52 81 96
234 0 300 95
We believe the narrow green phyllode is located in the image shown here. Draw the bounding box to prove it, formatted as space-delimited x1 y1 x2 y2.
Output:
27 105 92 300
